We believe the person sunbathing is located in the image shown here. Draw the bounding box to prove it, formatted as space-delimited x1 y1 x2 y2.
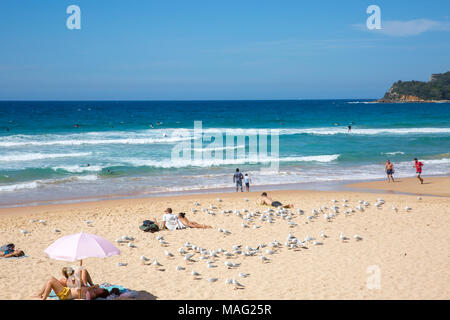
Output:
0 250 25 258
260 192 294 208
36 276 112 300
178 212 212 229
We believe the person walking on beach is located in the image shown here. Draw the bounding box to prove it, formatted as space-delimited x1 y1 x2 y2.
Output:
244 173 252 192
233 168 244 192
413 158 424 184
385 160 395 182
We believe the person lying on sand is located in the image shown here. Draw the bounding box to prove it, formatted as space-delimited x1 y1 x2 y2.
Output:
0 244 24 258
35 276 113 300
260 192 294 208
178 212 212 229
0 249 25 258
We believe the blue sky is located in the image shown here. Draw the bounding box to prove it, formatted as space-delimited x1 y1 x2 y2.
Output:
0 0 449 100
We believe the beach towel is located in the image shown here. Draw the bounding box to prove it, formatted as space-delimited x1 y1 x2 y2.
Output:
0 254 29 260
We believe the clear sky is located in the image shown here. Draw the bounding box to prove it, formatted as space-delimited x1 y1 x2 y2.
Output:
0 0 449 100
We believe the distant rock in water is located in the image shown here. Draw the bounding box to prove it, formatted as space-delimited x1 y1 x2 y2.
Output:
377 71 450 103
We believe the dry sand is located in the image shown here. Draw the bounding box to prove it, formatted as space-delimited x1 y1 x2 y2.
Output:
0 183 449 300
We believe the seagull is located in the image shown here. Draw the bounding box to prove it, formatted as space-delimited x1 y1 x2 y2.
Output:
21 229 29 235
39 219 46 225
127 243 136 248
260 255 269 263
253 225 261 229
156 235 164 241
217 198 222 202
184 253 194 261
29 219 37 223
207 278 218 283
207 262 217 268
178 248 187 255
321 231 326 239
244 198 249 202
54 229 61 233
265 249 275 255
405 206 412 211
312 241 322 246
117 263 127 267
153 258 162 267
164 250 174 258
241 223 249 228
225 261 234 269
191 270 200 277
304 235 314 242
223 229 231 235
225 278 233 285
85 220 93 225
340 232 345 242
194 201 200 206
238 273 250 278
297 209 304 215
354 234 363 241
176 265 185 271
140 256 149 261
185 242 192 248
417 196 422 200
232 278 245 288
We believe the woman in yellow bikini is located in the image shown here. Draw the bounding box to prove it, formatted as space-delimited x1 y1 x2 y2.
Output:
36 276 111 300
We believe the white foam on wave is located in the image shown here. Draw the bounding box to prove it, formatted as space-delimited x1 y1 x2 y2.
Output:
2 126 450 148
0 152 92 162
0 174 98 193
123 154 340 168
382 151 405 155
51 165 104 173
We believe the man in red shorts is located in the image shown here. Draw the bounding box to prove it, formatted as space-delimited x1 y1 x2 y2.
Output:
413 158 424 184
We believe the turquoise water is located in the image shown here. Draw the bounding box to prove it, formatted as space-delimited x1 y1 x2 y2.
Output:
0 100 449 206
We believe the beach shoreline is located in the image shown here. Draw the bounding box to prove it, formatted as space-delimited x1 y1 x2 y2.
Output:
1 174 448 210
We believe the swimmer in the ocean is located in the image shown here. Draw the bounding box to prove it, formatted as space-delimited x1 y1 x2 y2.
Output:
348 125 351 132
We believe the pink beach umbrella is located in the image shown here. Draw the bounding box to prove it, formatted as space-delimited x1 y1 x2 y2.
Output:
44 232 120 299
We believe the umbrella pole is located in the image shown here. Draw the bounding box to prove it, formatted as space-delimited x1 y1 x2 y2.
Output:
79 259 82 300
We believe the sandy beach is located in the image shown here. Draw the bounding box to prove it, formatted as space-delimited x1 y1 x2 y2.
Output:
347 176 450 197
1 178 449 300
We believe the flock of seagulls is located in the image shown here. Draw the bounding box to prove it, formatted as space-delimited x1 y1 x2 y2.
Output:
20 195 419 290
120 196 415 290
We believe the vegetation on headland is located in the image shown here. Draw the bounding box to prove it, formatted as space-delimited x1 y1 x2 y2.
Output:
377 71 450 103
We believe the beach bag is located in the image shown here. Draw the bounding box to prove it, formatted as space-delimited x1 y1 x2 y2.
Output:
139 220 159 233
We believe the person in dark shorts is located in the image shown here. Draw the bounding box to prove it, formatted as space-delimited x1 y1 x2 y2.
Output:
413 158 424 184
233 168 244 192
244 173 251 192
385 160 395 182
260 192 294 208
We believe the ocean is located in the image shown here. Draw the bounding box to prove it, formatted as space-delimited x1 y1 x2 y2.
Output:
0 100 449 207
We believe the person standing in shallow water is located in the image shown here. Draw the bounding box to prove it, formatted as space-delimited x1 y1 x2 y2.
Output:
385 160 395 183
233 168 244 192
244 173 251 192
